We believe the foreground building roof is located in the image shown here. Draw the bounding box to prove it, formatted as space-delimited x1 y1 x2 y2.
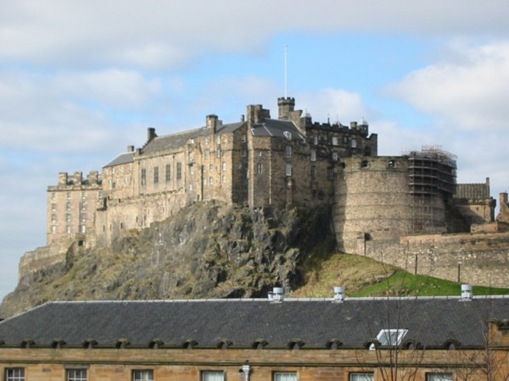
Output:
0 295 508 349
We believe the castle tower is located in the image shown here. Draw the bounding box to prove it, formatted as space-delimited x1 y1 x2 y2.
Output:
278 97 295 120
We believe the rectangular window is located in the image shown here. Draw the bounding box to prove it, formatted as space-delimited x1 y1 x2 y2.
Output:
332 136 338 146
286 163 292 176
256 163 263 175
153 167 159 184
202 371 225 381
165 164 171 182
350 373 374 381
176 163 182 180
133 369 154 381
310 150 316 162
351 139 357 148
311 166 317 180
141 169 147 186
5 368 25 381
67 368 87 381
51 203 57 211
426 374 453 381
274 372 297 381
285 145 292 159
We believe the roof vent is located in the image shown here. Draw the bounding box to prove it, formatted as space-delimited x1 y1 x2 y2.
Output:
460 284 473 301
333 286 345 302
269 287 284 302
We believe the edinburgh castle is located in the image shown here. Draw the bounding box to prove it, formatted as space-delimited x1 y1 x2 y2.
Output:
40 97 509 288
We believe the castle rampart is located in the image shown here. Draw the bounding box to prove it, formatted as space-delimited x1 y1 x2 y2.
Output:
362 231 509 288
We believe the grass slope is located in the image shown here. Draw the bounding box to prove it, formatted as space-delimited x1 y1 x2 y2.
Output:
291 253 509 298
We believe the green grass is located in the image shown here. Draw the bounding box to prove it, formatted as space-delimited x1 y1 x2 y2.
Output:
352 270 509 297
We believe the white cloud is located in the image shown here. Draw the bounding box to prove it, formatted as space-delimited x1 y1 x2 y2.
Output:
0 69 167 153
55 70 162 109
296 88 369 125
388 41 509 131
1 1 509 70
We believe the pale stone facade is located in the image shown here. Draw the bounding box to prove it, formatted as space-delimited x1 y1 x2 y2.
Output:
46 171 102 244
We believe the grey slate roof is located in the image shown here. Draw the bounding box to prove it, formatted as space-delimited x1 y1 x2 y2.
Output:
142 128 207 154
142 122 246 155
103 152 134 168
0 297 508 349
251 119 305 140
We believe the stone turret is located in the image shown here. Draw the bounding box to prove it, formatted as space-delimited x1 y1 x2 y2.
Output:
278 97 295 120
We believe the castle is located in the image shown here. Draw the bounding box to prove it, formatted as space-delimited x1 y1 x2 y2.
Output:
44 97 509 286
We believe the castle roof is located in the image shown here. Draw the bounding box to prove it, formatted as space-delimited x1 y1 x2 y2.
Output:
251 119 305 140
141 122 247 155
142 127 208 154
103 152 134 168
0 296 507 349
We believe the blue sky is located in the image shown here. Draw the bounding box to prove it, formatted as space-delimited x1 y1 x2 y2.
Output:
1 0 509 301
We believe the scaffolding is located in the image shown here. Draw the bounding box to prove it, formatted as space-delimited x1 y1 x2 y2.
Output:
405 146 457 233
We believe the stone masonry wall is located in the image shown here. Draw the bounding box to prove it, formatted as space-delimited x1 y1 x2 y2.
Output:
359 232 509 288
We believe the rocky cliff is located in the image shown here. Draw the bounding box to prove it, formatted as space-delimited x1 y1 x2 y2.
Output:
0 201 335 318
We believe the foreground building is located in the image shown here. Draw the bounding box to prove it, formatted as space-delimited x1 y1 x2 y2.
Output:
1 288 509 381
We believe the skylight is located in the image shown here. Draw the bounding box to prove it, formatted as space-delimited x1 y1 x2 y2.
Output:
372 329 408 349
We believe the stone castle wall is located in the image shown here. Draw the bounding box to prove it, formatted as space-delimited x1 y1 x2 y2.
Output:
356 232 509 288
18 237 75 286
